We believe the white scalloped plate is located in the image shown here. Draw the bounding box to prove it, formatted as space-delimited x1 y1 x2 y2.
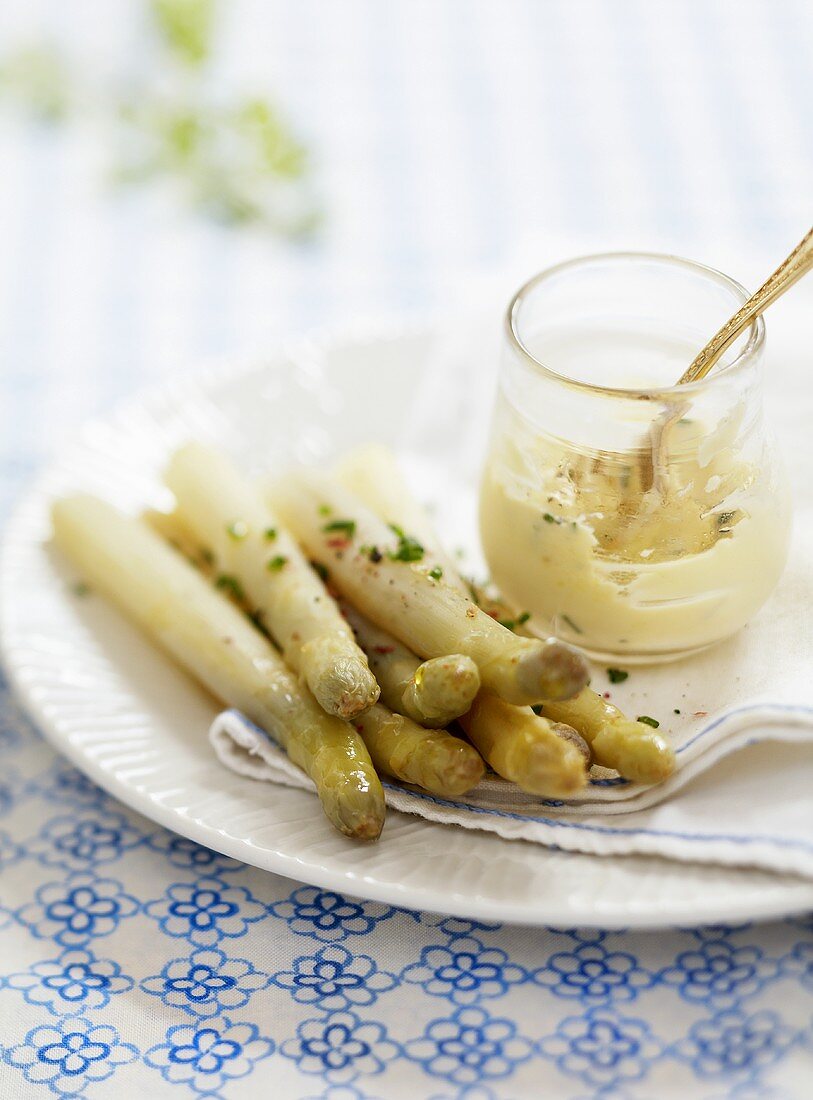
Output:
2 324 812 928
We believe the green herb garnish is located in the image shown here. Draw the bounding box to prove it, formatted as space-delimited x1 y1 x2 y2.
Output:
387 524 424 563
215 574 244 600
560 614 582 635
72 581 91 597
607 668 629 684
263 527 277 541
517 611 531 625
323 519 356 538
673 708 681 715
542 512 560 524
498 619 516 631
637 715 660 729
200 547 215 566
226 519 249 540
318 504 332 516
428 566 443 581
267 555 288 572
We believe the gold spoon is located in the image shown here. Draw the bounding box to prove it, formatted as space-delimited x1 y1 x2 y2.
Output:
643 225 813 492
678 224 813 385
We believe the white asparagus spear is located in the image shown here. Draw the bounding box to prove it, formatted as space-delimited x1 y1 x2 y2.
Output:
340 601 481 727
458 693 588 797
338 444 675 784
268 471 589 705
540 694 676 784
353 704 485 798
164 442 379 720
334 444 463 585
51 495 386 840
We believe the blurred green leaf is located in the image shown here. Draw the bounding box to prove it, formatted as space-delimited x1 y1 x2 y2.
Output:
149 0 215 66
235 98 308 178
0 2 320 238
116 91 319 235
0 44 73 122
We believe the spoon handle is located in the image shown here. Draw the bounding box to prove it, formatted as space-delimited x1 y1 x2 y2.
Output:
678 225 813 385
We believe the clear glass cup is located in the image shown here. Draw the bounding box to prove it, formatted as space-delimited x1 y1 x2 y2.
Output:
479 253 792 663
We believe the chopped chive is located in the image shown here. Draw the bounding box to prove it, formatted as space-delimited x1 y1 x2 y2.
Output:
318 504 332 516
637 715 660 729
322 519 356 538
263 527 277 541
561 614 582 635
215 574 245 601
72 581 91 597
542 512 562 525
428 566 443 581
200 547 215 566
267 555 288 572
311 561 329 582
387 523 424 563
498 619 516 631
607 668 629 684
360 544 383 563
517 611 531 625
226 519 249 540
673 708 681 715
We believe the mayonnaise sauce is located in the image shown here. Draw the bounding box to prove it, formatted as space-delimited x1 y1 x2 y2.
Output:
480 331 792 661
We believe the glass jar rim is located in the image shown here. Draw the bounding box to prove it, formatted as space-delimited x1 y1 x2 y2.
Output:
505 251 765 400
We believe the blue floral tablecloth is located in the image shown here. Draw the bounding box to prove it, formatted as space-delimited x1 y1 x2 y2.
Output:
1 1 812 1096
1 680 811 1097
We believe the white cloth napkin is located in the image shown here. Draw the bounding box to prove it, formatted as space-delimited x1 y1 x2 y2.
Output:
211 693 813 879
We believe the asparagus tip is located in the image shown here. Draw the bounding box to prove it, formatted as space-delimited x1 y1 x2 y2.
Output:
550 721 592 766
515 735 589 798
517 638 590 704
312 657 381 720
328 771 386 841
593 720 677 784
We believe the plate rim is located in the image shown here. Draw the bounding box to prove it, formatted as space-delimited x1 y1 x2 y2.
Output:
2 324 812 929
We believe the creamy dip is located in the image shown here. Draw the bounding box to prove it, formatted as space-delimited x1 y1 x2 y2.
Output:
480 389 791 661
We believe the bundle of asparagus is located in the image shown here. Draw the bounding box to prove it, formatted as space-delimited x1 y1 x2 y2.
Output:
51 440 675 842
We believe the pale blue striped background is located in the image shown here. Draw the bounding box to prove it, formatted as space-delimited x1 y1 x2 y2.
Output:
0 0 811 519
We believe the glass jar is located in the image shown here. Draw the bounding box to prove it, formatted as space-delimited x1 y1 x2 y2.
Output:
479 253 792 663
